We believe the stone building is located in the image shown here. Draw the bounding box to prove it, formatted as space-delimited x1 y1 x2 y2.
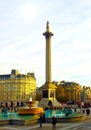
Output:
81 86 91 102
57 81 82 103
0 69 36 108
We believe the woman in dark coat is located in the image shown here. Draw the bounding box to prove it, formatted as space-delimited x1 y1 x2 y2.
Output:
52 116 57 130
39 114 43 127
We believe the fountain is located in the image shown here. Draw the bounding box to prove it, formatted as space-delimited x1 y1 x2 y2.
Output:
18 97 44 115
0 98 44 125
44 108 87 122
0 102 87 125
17 98 86 123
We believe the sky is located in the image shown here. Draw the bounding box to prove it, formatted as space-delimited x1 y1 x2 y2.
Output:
0 0 91 87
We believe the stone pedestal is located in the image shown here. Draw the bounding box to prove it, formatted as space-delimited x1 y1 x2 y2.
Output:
39 83 61 108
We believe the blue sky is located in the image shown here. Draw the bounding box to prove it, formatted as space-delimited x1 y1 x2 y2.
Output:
0 0 91 87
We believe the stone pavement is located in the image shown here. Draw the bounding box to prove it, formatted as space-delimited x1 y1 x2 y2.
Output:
0 122 84 130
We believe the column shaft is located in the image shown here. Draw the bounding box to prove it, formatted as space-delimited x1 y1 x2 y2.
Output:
46 38 52 82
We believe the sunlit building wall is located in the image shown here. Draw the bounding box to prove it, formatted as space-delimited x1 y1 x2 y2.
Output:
0 69 36 107
60 82 82 102
85 87 91 100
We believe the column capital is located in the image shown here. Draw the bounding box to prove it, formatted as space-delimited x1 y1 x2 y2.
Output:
43 21 53 38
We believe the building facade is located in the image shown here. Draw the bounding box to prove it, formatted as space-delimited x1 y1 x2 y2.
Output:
0 69 36 108
52 81 82 103
61 82 82 102
80 86 91 102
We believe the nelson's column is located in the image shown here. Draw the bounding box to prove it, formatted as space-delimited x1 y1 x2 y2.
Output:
39 21 61 108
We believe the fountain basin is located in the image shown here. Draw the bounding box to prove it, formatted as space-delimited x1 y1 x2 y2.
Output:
44 109 87 122
18 107 44 115
0 109 87 125
0 112 39 125
18 101 44 115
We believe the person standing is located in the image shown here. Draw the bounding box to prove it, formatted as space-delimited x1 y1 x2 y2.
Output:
39 114 43 127
86 108 90 116
52 116 57 130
